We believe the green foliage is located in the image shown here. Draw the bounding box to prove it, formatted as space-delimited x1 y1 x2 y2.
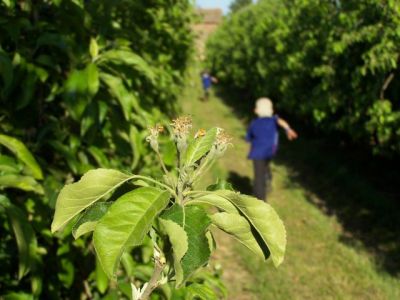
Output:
0 0 195 298
185 127 218 166
229 0 252 14
51 169 133 232
93 187 170 278
207 0 400 157
72 202 112 239
161 204 212 287
52 119 286 299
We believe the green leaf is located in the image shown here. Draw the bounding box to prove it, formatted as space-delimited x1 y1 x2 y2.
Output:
184 283 219 300
100 73 140 120
3 292 34 300
58 257 74 288
0 174 44 194
129 126 142 169
120 252 136 276
51 168 133 233
96 257 109 294
5 204 37 279
98 50 155 82
72 202 112 239
159 218 188 286
219 191 286 267
206 179 234 191
211 212 266 259
206 231 216 252
87 63 99 95
0 134 43 180
161 205 211 286
93 187 170 278
0 154 21 173
160 139 177 167
87 146 110 167
80 102 97 137
185 128 217 166
186 192 238 214
90 38 99 59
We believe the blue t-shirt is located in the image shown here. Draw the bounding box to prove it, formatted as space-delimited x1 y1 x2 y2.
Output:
246 116 279 160
202 74 212 89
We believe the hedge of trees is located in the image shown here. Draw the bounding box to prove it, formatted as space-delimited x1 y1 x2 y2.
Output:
0 1 206 298
207 0 400 156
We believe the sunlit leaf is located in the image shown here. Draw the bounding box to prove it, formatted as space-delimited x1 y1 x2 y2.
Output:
0 174 44 194
184 283 219 300
96 257 109 294
211 212 266 259
87 63 99 95
185 128 217 166
90 37 99 59
3 292 34 300
93 187 170 278
0 154 21 173
186 192 238 214
159 218 188 286
129 126 142 169
0 134 43 179
51 169 133 233
218 191 286 266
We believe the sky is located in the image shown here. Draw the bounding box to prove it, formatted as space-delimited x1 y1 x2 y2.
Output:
196 0 233 14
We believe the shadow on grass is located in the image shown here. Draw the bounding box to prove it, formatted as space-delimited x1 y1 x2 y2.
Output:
275 138 400 276
215 85 400 277
227 171 253 196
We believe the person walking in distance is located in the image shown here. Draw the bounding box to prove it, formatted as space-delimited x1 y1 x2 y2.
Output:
200 69 217 101
246 98 298 201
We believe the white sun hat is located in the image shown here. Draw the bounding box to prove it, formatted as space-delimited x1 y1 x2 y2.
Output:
255 97 274 117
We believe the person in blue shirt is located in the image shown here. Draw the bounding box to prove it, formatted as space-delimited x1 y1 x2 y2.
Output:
246 97 298 201
201 70 217 101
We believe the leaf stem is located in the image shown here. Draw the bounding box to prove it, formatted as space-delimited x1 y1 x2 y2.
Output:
131 175 177 198
155 149 170 176
138 252 166 300
183 190 213 196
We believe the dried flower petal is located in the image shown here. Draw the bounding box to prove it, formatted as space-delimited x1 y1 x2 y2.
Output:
146 124 163 151
170 116 192 139
194 128 206 139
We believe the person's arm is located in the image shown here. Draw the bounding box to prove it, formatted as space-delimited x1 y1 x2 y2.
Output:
211 76 218 83
245 122 254 142
277 117 298 140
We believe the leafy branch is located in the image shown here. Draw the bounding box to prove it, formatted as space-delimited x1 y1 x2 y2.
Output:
51 117 287 299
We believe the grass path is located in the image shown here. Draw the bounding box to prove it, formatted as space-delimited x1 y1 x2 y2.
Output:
181 84 400 299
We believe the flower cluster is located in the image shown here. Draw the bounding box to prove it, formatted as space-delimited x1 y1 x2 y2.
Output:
171 116 192 153
213 128 232 156
170 116 192 139
146 124 164 151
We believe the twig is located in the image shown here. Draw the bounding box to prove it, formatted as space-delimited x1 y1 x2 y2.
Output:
380 72 395 100
155 149 170 175
138 254 166 300
83 280 93 300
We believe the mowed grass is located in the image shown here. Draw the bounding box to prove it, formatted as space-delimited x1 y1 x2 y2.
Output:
181 75 400 299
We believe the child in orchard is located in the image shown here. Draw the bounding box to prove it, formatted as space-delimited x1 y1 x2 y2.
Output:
200 69 218 101
246 98 298 201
